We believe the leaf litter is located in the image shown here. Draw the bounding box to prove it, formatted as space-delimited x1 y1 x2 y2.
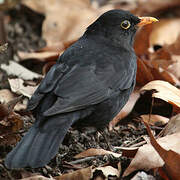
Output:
1 0 180 179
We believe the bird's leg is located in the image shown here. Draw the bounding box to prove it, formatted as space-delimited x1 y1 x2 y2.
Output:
98 127 114 151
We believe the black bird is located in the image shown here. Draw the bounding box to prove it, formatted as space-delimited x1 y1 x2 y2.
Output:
5 10 158 168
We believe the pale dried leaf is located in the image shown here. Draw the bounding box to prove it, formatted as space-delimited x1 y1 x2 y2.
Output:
133 0 180 17
131 171 155 180
163 114 180 136
123 132 180 177
55 166 92 180
8 78 37 98
74 148 121 159
1 60 42 80
22 0 113 46
140 80 180 110
92 166 120 179
0 89 26 111
150 19 180 47
0 89 15 103
141 115 169 126
18 51 59 62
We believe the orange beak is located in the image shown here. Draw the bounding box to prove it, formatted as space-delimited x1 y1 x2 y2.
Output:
137 17 158 27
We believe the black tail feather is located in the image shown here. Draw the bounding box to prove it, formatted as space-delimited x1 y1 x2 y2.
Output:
5 119 74 168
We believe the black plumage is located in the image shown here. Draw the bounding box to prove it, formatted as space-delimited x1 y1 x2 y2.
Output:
5 10 145 168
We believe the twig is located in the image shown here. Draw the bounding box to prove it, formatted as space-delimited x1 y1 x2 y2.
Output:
68 156 98 164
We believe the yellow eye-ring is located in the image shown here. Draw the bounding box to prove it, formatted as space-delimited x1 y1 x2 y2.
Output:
121 20 131 29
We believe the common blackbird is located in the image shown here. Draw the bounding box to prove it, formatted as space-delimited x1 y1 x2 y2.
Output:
5 10 158 168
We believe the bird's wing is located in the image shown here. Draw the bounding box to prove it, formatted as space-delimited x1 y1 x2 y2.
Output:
42 65 112 116
27 63 69 111
28 44 136 116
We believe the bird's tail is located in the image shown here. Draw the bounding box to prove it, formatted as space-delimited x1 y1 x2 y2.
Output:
5 115 75 168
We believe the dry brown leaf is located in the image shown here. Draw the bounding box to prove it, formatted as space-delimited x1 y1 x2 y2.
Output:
140 80 180 112
134 24 153 56
0 89 26 111
123 132 180 177
21 0 105 46
42 61 56 75
136 58 180 86
149 34 180 82
0 96 23 145
74 148 121 159
150 19 180 47
8 78 37 98
163 114 180 136
133 0 180 16
136 59 154 86
0 133 21 146
0 110 23 135
55 166 92 180
18 51 59 62
143 120 180 180
141 115 169 126
92 166 120 179
121 147 139 158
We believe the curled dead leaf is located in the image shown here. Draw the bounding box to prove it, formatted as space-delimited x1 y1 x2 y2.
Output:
123 132 180 177
92 166 120 179
140 80 180 113
143 121 180 180
8 78 37 98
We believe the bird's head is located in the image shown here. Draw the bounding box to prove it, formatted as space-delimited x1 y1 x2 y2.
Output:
86 9 158 48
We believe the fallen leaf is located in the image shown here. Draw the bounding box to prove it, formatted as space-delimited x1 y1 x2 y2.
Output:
143 120 180 180
18 51 59 62
163 114 180 136
133 0 180 16
134 25 153 56
0 43 8 53
140 114 169 126
42 61 56 75
8 78 37 98
140 80 180 113
0 96 23 145
74 148 121 159
0 89 26 111
55 166 92 180
0 89 15 103
22 0 101 46
150 19 180 47
0 60 42 80
92 166 120 179
131 171 156 180
136 59 154 86
123 132 180 177
0 133 21 146
136 58 180 86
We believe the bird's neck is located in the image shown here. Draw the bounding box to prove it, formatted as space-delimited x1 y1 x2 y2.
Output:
85 27 135 51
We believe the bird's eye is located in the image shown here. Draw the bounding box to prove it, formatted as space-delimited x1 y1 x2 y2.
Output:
120 20 131 29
